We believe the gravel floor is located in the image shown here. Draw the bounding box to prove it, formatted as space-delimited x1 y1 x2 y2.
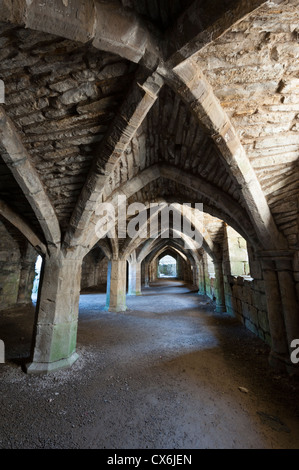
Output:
0 279 298 449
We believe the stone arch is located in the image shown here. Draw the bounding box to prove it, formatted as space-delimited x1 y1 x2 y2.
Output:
120 201 216 262
0 107 61 249
139 231 201 266
85 164 259 253
143 240 197 286
0 0 160 67
0 199 46 255
158 61 288 251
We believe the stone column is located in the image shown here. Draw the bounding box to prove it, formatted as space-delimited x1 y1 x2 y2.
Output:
106 259 127 312
26 252 82 374
198 260 206 295
261 258 289 370
275 257 299 358
149 260 157 282
192 264 199 290
144 261 150 287
294 251 299 305
128 261 141 295
214 260 226 313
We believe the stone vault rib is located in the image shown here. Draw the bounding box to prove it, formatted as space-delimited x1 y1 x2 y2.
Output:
0 199 46 254
85 164 257 252
0 0 160 69
64 71 164 250
0 106 61 250
121 203 216 260
143 239 198 267
159 61 288 252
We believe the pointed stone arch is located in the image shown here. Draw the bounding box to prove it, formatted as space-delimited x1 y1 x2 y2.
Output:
158 62 287 251
84 164 259 253
0 199 46 255
0 107 61 250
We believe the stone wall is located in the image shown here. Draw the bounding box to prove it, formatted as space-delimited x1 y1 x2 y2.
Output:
205 275 216 301
0 222 37 311
222 228 271 345
0 221 21 310
197 230 271 345
177 256 193 283
198 252 216 300
17 247 38 305
81 252 108 290
224 275 271 345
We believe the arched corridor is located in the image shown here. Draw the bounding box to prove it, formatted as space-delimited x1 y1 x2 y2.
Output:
0 0 299 450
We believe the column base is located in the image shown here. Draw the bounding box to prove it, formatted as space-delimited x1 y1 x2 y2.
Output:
105 305 127 313
286 362 299 376
25 352 79 375
268 350 299 375
215 304 226 313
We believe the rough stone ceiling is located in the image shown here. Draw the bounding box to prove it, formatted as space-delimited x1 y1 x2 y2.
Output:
138 86 243 202
101 86 243 204
0 22 137 232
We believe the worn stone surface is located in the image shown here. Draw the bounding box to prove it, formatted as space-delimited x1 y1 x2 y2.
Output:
81 248 108 291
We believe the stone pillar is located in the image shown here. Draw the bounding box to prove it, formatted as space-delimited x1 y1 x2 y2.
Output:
214 260 226 313
149 260 157 282
26 253 82 374
261 258 289 370
275 257 299 358
294 251 299 305
198 260 206 295
106 259 127 312
128 261 141 295
144 261 150 287
192 264 199 290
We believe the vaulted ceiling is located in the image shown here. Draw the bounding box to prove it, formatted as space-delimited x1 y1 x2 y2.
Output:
0 0 298 261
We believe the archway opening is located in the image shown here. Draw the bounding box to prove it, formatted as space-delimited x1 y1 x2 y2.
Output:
31 255 42 303
158 255 177 278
